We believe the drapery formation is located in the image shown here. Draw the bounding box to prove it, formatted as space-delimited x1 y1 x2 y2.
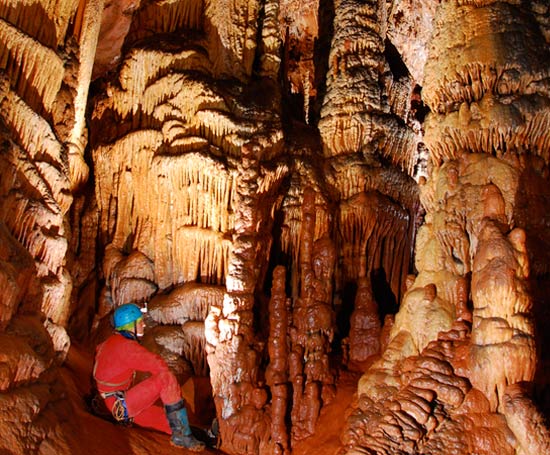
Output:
0 0 549 454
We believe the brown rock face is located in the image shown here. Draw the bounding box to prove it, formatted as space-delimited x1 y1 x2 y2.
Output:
0 0 550 454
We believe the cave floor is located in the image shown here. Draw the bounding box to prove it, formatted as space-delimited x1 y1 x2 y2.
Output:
60 344 358 455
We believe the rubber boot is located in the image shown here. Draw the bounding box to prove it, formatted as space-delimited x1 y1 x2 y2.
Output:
205 417 219 448
165 400 206 452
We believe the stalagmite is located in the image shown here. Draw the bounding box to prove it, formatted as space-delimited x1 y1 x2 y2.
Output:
207 143 281 455
289 187 336 440
347 276 381 370
503 383 550 455
470 214 536 410
266 265 290 455
1 0 550 454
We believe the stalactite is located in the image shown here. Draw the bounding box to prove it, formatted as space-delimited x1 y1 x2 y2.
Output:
257 163 289 196
0 0 78 47
148 282 225 325
378 116 419 176
129 0 204 42
111 278 156 309
425 108 550 166
204 0 261 79
388 76 413 121
0 142 67 287
0 75 71 214
94 133 235 288
319 0 389 158
0 74 63 163
109 250 155 285
0 0 85 369
423 2 550 123
65 0 103 191
92 34 284 292
0 19 64 111
326 157 418 210
113 47 211 105
181 321 209 376
279 0 318 107
259 0 281 79
338 191 410 301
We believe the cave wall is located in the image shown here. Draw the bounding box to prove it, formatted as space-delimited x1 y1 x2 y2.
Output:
0 0 549 454
341 1 550 454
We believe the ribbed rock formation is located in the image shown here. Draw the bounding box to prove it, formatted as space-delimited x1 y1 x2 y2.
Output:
0 0 549 454
340 1 550 454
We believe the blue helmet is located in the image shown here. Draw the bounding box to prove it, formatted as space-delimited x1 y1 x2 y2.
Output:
113 303 142 330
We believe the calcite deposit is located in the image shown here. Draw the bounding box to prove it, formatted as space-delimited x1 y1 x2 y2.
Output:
0 0 549 454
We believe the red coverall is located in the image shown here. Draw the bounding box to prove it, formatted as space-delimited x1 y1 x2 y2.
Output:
93 332 181 434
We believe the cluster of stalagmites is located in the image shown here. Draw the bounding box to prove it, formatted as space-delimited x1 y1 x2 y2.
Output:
2 0 550 454
340 153 550 455
344 323 517 455
339 0 550 453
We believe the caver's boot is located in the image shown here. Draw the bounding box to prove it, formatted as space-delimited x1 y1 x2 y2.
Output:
165 400 206 452
207 417 219 440
206 417 219 448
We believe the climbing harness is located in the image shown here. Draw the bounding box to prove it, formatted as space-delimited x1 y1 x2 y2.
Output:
101 390 133 424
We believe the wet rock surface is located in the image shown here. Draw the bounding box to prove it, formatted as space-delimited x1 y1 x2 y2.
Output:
0 0 550 454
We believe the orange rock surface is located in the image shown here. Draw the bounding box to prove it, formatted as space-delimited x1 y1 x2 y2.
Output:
0 0 549 454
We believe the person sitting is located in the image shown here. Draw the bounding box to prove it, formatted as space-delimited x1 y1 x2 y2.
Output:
93 303 205 452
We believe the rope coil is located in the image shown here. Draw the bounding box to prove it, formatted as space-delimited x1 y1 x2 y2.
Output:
106 391 133 424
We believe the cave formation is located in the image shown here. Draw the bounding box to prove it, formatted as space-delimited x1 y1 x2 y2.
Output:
1 0 550 454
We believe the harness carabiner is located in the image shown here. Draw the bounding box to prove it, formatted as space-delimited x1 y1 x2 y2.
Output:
106 391 132 425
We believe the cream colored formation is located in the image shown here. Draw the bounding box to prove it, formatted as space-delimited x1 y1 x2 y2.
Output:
0 0 100 352
0 0 549 454
344 0 550 454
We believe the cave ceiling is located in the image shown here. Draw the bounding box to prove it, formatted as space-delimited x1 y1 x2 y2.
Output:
1 0 550 454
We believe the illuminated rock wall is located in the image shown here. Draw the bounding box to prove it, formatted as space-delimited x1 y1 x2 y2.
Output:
0 0 549 454
340 1 550 454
